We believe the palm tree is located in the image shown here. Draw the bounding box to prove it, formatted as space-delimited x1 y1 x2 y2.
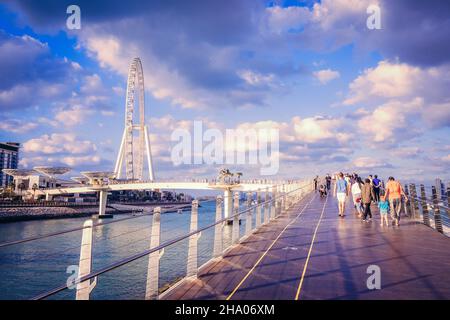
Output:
32 183 38 199
235 172 243 184
18 182 26 195
8 181 15 193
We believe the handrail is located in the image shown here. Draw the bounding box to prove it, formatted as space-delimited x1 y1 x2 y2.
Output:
0 183 291 248
30 181 313 300
407 195 449 211
0 200 213 248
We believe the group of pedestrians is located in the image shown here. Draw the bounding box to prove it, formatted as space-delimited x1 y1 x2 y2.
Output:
333 172 408 227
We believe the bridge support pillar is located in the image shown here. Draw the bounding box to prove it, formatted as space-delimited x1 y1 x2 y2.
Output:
264 188 270 224
98 190 108 217
271 186 277 220
223 189 232 220
213 196 223 258
187 200 200 277
231 192 240 244
145 207 163 300
245 192 253 235
255 192 262 229
76 219 96 300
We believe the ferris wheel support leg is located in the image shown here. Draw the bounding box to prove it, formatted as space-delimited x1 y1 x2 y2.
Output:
144 125 155 181
114 129 127 179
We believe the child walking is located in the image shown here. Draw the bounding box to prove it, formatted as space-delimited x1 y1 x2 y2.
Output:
378 195 390 227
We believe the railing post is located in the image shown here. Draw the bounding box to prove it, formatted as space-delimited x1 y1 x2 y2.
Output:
232 192 240 244
419 185 430 226
277 185 282 217
435 178 443 200
213 196 223 258
404 184 411 217
446 182 450 223
76 219 96 300
271 186 277 220
410 184 419 219
264 187 270 224
145 207 163 300
245 192 252 236
255 192 262 229
187 200 200 277
431 186 444 234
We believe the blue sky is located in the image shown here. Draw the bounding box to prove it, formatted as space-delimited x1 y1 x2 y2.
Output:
0 0 449 183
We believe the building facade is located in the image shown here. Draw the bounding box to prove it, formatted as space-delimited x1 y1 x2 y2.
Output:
0 142 20 188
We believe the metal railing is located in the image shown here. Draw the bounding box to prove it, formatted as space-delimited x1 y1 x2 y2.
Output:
21 180 314 300
403 182 449 236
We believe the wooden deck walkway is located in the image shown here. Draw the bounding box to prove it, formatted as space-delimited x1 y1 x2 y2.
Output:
162 192 450 300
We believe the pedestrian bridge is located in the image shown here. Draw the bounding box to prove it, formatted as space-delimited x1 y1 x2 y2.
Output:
162 193 450 300
1 179 449 300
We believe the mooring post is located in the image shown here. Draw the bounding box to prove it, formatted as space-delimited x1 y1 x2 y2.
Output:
76 219 96 300
145 207 163 300
271 185 277 220
431 186 444 234
245 192 252 236
213 196 223 258
232 192 240 244
420 185 430 226
187 200 200 278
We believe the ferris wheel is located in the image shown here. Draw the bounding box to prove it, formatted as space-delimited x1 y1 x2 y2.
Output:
114 58 154 181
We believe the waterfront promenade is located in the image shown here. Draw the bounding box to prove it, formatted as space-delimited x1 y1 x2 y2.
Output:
162 193 450 300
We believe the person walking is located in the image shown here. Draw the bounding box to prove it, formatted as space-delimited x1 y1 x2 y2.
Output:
385 177 408 226
351 177 363 217
334 172 348 217
361 178 375 222
372 175 381 203
326 174 331 191
314 176 319 192
378 194 390 227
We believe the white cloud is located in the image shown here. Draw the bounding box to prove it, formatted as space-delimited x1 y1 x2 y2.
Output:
343 60 450 106
265 5 309 34
313 69 340 84
54 105 95 126
0 119 38 134
357 98 423 144
23 133 97 155
353 156 391 169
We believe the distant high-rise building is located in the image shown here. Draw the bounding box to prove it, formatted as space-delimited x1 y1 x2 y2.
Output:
0 142 20 187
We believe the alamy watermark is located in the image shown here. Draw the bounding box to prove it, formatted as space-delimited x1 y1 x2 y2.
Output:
170 121 279 175
66 5 81 30
366 4 381 30
366 264 381 290
66 265 80 289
